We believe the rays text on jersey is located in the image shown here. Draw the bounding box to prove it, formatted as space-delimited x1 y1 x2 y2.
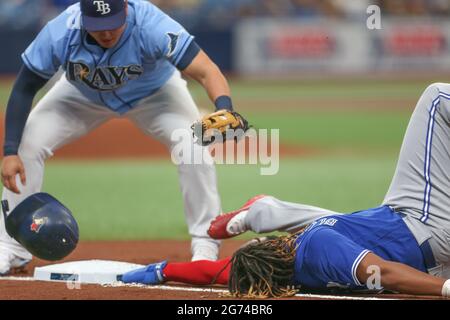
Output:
67 61 143 91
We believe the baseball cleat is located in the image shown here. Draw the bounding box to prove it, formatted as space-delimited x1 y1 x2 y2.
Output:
121 261 167 285
208 195 267 239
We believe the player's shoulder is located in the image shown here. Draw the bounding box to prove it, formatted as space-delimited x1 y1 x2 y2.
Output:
42 3 81 42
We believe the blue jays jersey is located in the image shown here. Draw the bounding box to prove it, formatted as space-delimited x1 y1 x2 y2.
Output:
293 206 427 290
22 0 195 114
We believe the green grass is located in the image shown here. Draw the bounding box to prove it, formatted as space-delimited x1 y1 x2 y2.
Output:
0 78 434 111
246 110 410 149
0 78 413 151
190 79 414 151
43 156 397 240
189 79 433 100
0 77 424 241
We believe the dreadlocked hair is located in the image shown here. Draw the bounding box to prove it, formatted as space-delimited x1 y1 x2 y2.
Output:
226 232 301 299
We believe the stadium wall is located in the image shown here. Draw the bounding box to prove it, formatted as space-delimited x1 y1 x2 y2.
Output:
234 18 450 75
1 18 449 75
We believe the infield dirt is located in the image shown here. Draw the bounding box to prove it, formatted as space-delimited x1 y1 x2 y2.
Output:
0 240 445 300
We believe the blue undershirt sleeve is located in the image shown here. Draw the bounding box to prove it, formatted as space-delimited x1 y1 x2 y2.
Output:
3 65 48 156
175 40 201 71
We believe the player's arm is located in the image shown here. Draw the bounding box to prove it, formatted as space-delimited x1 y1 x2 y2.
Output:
146 8 233 111
181 48 233 111
164 258 231 285
304 227 450 297
357 252 449 297
1 65 48 194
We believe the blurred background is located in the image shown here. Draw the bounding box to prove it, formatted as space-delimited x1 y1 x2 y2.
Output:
2 0 450 74
0 0 449 241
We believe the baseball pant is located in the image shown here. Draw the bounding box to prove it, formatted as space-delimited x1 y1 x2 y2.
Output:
382 83 450 276
0 71 221 260
244 196 341 234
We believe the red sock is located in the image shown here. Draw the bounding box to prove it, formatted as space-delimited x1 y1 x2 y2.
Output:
163 258 232 285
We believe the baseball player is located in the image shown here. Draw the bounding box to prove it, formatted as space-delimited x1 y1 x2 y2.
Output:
121 196 450 298
121 83 450 298
0 0 246 275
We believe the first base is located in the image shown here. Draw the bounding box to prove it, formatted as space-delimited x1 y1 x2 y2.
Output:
33 260 145 284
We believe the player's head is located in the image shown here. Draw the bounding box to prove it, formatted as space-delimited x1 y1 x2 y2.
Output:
227 233 300 298
80 0 128 48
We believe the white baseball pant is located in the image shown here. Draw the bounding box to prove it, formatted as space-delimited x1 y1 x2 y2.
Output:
0 71 221 261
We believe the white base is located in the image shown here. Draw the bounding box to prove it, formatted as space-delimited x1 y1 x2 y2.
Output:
33 260 145 284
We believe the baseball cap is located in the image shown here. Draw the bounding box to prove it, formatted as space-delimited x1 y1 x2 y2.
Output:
80 0 127 32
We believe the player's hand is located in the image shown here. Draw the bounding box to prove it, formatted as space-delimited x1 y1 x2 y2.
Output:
1 155 26 194
191 110 250 146
121 261 168 285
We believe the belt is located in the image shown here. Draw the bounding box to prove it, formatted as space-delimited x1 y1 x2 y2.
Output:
420 239 437 270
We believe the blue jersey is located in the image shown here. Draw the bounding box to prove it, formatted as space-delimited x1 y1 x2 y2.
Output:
22 0 195 114
293 206 427 290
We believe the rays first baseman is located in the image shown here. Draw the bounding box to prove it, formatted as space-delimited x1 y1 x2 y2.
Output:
0 0 247 274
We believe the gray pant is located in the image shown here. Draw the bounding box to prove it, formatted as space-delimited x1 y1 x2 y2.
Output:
383 83 450 276
244 196 341 234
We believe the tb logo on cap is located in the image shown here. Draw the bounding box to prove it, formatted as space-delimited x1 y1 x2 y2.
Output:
93 0 111 15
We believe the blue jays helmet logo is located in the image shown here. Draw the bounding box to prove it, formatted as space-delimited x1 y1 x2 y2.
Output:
30 217 47 233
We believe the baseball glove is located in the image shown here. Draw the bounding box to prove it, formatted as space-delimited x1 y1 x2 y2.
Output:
191 110 250 146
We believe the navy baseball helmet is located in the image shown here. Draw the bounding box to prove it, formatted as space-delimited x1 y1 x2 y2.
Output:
2 193 79 261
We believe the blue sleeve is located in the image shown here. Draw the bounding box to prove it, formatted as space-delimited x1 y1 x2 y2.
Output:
4 65 48 156
142 7 196 68
300 228 371 288
176 41 201 71
21 10 71 79
22 25 60 79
